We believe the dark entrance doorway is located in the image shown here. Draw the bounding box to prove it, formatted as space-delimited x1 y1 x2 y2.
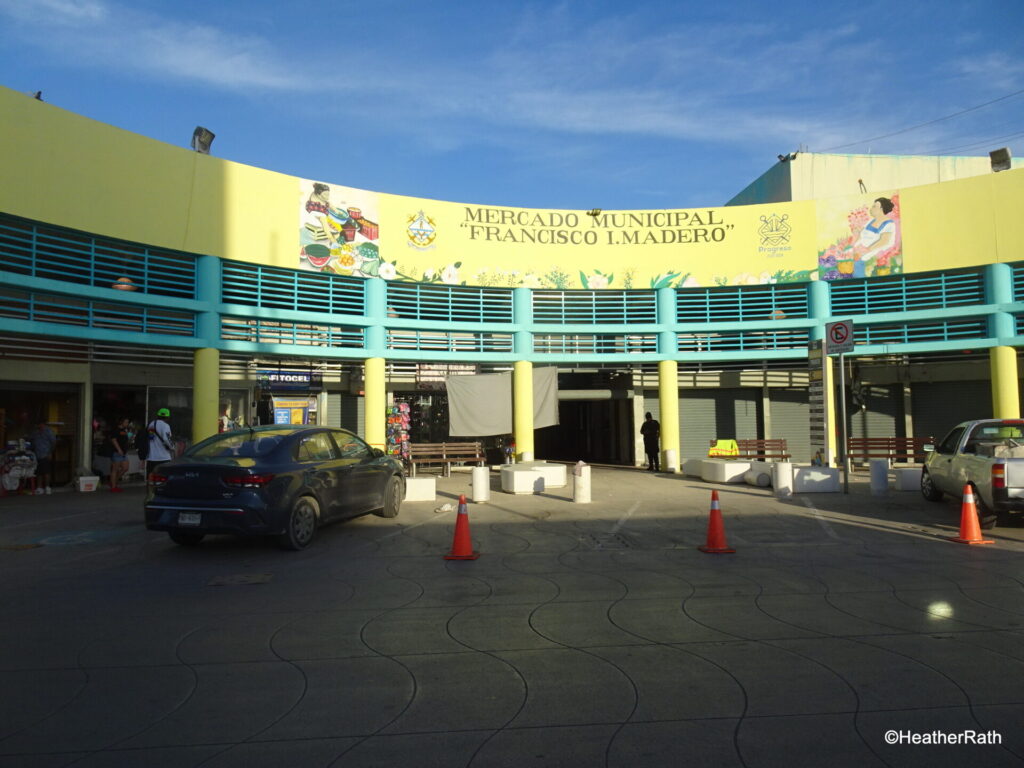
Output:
535 399 633 465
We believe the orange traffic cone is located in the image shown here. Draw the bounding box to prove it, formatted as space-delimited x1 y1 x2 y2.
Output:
949 485 993 545
444 494 479 560
698 490 735 554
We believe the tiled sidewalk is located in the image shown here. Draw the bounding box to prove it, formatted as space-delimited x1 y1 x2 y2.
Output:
1 468 1023 767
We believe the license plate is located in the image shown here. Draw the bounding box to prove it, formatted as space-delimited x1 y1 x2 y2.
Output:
178 512 202 526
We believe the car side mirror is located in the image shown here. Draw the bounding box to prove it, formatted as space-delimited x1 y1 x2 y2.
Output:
922 444 934 453
372 448 385 458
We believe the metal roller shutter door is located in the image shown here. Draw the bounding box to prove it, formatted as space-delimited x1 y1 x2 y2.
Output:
643 392 660 421
326 393 365 434
846 383 900 440
768 388 811 463
912 381 991 443
680 389 760 459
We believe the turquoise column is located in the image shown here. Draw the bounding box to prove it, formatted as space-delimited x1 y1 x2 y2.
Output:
192 255 221 444
513 287 532 355
807 279 831 339
512 288 534 459
656 287 676 355
363 278 387 449
656 288 679 471
364 276 387 355
985 263 1019 418
985 263 1015 340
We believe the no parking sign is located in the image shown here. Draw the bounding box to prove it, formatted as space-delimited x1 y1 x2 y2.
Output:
826 320 854 354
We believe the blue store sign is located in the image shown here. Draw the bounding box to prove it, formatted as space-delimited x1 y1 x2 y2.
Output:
258 370 323 392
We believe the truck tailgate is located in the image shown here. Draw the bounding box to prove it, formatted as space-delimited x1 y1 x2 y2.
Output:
1005 460 1024 496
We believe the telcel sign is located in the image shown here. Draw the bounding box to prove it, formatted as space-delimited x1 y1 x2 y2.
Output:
258 371 323 392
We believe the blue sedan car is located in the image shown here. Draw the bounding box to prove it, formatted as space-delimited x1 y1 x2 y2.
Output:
145 425 405 549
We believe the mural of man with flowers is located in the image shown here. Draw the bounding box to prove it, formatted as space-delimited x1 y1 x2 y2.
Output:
818 194 901 280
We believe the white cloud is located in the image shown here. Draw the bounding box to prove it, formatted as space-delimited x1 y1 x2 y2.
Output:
954 52 1024 92
0 0 309 91
0 0 106 23
2 0 1021 159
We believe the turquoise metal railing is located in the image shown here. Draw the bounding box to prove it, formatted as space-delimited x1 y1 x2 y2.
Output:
386 282 514 323
0 213 196 299
1 211 1022 362
677 328 810 352
857 318 988 345
532 333 658 354
220 316 364 348
830 269 984 315
221 259 365 315
386 329 515 353
1013 265 1024 302
0 287 195 336
676 283 808 322
532 290 657 324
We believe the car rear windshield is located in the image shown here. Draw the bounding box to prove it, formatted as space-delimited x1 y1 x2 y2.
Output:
968 422 1024 441
187 431 291 459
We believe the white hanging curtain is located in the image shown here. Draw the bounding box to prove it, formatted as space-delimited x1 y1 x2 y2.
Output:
446 367 559 436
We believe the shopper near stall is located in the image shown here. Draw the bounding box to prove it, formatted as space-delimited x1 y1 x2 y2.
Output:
145 408 174 484
108 417 130 493
28 418 56 495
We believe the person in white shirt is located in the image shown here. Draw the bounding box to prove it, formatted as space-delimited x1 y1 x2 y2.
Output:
146 408 174 483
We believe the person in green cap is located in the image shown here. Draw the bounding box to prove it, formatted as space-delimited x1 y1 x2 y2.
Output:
145 408 174 482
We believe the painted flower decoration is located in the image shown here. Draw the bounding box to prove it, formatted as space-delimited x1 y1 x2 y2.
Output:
378 262 398 280
520 273 543 288
649 271 682 289
440 264 460 284
580 269 612 289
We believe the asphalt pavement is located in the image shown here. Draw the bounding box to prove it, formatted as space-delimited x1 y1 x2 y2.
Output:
1 467 1023 767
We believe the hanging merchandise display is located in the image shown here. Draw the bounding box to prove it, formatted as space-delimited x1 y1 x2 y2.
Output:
386 403 411 464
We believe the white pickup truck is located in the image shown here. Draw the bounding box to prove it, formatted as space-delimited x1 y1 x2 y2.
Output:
921 419 1024 528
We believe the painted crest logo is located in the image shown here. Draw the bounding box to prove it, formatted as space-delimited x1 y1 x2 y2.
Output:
758 213 791 246
407 210 437 250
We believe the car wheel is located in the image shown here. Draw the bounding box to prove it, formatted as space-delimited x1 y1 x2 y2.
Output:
374 475 402 518
920 470 943 502
971 484 998 530
279 496 319 550
169 530 204 546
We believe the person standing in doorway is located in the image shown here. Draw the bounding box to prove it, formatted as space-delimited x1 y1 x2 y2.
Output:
28 418 56 494
108 417 130 492
640 412 661 472
146 408 174 484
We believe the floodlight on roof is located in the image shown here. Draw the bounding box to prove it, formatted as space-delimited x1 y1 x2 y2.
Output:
191 126 215 154
990 147 1012 172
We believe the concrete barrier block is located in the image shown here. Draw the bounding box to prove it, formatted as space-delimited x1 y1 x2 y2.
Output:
501 466 545 494
893 466 922 491
793 466 840 492
701 459 751 484
404 477 436 502
682 458 704 477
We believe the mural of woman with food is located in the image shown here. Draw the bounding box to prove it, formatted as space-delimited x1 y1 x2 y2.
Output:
818 193 901 280
299 181 382 276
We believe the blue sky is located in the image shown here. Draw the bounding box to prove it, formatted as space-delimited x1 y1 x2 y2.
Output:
1 0 1022 210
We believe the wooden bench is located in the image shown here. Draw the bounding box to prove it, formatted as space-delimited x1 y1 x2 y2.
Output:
845 436 934 465
708 438 791 461
408 441 486 477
